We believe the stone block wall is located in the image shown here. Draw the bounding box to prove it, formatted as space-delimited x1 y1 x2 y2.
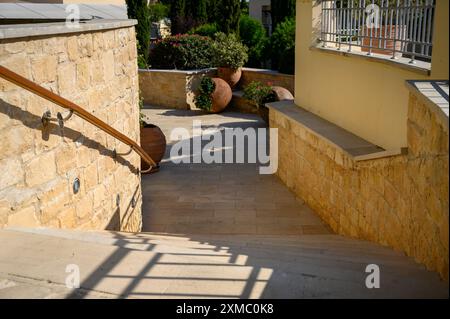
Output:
139 68 216 109
240 68 295 95
270 90 449 280
0 22 143 232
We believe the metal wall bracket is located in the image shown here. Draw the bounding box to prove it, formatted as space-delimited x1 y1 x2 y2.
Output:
113 147 133 158
41 110 74 128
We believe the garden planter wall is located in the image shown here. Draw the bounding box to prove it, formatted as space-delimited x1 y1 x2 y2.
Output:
239 68 295 95
139 68 217 110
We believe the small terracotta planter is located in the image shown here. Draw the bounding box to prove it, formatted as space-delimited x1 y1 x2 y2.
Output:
140 123 167 173
218 67 242 88
209 77 232 113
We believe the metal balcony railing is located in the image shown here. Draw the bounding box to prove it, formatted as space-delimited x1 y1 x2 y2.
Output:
319 0 435 63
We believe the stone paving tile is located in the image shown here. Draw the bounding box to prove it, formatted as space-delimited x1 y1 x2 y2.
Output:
141 109 332 236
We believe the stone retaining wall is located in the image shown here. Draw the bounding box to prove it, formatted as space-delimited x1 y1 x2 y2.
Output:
270 88 449 280
139 68 216 109
0 21 143 232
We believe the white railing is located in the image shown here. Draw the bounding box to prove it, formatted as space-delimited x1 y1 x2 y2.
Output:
320 0 435 63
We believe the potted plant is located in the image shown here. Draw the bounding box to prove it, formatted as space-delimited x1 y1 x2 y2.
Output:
139 94 166 173
212 32 249 88
195 77 232 113
243 81 294 122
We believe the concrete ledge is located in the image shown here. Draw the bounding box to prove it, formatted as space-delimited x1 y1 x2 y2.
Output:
138 68 217 76
0 19 137 40
266 100 401 162
311 45 431 76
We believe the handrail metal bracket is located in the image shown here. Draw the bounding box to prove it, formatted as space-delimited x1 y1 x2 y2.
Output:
41 110 52 127
114 146 133 157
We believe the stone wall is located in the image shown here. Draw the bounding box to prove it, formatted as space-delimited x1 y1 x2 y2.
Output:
240 68 295 95
139 68 216 109
270 88 449 280
0 21 143 232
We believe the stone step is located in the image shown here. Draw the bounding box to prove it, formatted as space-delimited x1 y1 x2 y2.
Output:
0 229 447 298
4 227 438 275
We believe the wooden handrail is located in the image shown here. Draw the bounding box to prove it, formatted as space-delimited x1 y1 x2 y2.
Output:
0 65 156 172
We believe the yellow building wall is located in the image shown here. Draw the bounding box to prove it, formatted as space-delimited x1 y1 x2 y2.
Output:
295 0 449 150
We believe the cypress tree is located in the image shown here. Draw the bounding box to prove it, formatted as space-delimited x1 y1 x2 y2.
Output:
170 0 186 34
125 0 151 61
186 0 208 27
217 0 241 35
270 0 296 31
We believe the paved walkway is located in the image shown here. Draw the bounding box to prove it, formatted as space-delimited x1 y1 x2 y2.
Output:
141 108 330 235
0 109 447 299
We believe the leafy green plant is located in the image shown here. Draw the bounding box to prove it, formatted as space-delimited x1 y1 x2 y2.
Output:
239 15 268 68
189 23 219 38
195 77 216 111
136 40 148 69
212 32 248 69
270 17 296 74
149 34 214 70
243 81 276 108
139 90 146 127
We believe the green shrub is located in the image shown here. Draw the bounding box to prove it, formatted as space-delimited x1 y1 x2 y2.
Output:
270 17 295 74
212 32 248 69
195 77 216 111
239 15 268 68
149 34 214 70
189 23 219 38
243 81 276 108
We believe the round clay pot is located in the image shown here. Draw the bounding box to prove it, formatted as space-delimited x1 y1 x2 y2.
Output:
210 77 232 113
217 67 242 88
271 86 294 101
140 123 167 173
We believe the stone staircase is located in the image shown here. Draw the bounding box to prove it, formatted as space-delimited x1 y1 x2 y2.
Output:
0 227 448 299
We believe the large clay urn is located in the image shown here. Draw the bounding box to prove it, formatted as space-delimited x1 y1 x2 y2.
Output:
140 123 167 173
217 67 242 89
210 77 232 113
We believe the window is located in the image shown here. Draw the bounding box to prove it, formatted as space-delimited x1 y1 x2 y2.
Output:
320 0 436 64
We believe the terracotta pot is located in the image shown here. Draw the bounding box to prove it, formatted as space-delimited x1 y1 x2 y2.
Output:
140 123 167 173
271 86 294 101
217 67 242 88
210 77 232 113
362 25 406 57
